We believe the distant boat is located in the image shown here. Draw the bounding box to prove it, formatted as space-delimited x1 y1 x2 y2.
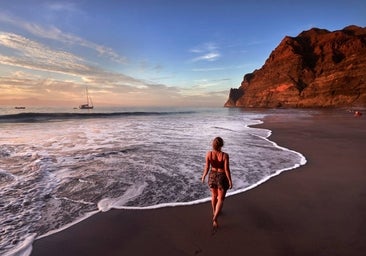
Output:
14 106 26 109
79 87 94 109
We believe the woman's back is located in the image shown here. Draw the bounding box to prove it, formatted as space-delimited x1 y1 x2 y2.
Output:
210 151 225 170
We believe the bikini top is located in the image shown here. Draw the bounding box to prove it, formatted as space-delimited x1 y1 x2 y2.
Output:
210 151 225 170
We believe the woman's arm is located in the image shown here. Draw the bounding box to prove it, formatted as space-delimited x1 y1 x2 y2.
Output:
224 153 233 189
201 152 210 183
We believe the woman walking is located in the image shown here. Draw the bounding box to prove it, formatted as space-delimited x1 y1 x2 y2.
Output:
201 137 232 228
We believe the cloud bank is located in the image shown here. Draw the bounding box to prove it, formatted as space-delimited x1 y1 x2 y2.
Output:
0 12 228 107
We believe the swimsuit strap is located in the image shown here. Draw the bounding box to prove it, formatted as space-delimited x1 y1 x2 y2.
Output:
212 150 222 161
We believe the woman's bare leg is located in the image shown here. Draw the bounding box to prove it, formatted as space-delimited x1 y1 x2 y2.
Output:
212 189 226 227
210 188 218 216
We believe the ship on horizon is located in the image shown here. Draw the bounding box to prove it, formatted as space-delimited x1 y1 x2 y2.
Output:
79 87 94 109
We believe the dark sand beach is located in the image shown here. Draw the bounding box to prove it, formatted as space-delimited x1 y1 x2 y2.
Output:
31 109 366 256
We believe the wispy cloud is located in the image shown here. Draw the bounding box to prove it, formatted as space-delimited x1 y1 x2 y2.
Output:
0 32 190 106
189 42 221 62
192 52 220 62
0 12 127 63
0 32 152 88
45 2 79 12
192 67 228 72
0 32 88 75
0 70 190 107
190 42 218 53
190 78 231 90
0 12 226 107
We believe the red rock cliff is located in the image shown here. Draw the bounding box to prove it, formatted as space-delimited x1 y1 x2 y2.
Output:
225 25 366 108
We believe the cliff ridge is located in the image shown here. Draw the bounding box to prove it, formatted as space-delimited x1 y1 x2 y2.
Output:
225 25 366 108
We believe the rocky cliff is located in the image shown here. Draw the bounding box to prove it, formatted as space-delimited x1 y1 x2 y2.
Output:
224 25 366 108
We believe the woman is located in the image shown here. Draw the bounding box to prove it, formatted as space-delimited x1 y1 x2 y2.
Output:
201 137 232 228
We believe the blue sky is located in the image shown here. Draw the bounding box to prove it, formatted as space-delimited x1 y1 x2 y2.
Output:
0 0 365 107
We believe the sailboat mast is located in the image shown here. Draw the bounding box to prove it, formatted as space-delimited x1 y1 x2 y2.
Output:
86 87 89 105
79 86 93 109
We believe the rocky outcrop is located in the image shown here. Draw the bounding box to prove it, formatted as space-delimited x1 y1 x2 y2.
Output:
224 25 366 108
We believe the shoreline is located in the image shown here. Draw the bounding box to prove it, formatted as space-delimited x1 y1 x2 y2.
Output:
31 109 366 256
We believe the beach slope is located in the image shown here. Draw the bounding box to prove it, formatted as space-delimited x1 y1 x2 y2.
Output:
31 110 366 256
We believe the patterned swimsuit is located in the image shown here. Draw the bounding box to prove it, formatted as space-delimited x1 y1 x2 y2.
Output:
208 151 229 191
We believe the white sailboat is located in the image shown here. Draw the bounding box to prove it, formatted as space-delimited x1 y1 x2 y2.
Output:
79 87 94 109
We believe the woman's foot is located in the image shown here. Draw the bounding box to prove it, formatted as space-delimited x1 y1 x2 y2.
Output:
211 219 219 235
212 214 218 229
213 220 218 228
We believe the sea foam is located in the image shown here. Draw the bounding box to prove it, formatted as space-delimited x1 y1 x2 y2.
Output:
0 107 306 255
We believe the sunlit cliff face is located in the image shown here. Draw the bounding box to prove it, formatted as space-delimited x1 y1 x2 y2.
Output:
225 26 366 108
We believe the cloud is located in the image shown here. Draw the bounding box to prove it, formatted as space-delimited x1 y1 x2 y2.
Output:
189 78 230 91
0 70 190 107
192 66 228 72
0 32 193 106
0 32 131 81
192 52 220 62
0 71 227 107
190 42 218 53
190 42 221 62
0 14 227 107
45 2 79 12
0 32 90 75
0 12 127 63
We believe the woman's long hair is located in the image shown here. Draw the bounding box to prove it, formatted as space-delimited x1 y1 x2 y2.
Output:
212 137 224 151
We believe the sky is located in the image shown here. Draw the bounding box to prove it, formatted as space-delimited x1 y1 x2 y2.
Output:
0 0 365 107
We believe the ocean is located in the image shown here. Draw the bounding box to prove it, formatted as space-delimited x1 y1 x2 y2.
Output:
0 106 306 255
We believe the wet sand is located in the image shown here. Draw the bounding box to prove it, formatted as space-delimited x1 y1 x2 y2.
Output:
31 109 366 256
